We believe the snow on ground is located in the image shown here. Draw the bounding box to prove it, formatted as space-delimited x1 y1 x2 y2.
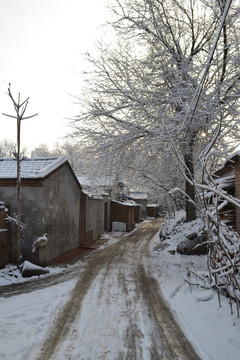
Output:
0 279 77 360
149 212 240 360
0 215 240 360
0 263 66 286
51 265 162 360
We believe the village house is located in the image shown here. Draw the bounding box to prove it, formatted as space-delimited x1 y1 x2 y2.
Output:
77 174 118 239
0 157 149 268
78 175 139 233
0 156 81 266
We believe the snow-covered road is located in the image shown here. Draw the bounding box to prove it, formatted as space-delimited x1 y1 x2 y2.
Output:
35 219 199 360
1 218 240 360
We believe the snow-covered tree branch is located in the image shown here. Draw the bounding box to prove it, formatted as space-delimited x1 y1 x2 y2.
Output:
70 0 240 222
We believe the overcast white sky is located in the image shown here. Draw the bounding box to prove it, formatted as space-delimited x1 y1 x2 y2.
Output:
0 0 110 154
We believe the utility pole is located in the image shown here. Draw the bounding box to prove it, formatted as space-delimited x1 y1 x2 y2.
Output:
3 84 38 263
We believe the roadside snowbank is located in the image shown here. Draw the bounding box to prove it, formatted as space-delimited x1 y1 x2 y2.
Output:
149 213 240 360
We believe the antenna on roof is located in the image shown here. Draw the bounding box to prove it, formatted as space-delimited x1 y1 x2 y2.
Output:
2 84 38 263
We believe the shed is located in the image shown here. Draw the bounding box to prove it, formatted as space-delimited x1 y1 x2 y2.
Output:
111 200 135 231
0 156 81 265
147 204 159 218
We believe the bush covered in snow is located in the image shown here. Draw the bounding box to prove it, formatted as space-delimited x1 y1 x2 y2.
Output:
159 211 207 255
160 211 240 316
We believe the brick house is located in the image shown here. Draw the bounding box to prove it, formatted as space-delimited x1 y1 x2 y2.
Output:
0 156 81 265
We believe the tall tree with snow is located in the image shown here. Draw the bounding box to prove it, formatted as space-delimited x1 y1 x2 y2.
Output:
71 0 240 221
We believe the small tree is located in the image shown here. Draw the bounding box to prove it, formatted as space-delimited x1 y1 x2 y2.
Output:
3 84 37 263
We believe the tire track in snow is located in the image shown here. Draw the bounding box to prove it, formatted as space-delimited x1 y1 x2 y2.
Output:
35 219 202 360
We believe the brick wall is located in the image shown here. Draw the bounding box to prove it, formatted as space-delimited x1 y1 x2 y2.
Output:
147 206 157 218
0 203 11 268
235 160 240 235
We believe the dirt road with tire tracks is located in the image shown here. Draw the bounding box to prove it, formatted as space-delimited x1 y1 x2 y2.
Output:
5 219 202 359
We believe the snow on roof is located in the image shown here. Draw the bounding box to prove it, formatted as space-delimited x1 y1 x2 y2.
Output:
0 156 67 179
147 204 159 208
112 200 136 207
227 150 240 161
77 174 115 197
81 189 104 200
77 174 114 188
129 191 148 200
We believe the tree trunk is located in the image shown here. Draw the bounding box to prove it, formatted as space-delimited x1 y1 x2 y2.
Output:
16 117 21 263
184 147 196 222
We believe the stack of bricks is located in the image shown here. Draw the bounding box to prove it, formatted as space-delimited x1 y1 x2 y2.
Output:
0 202 11 268
234 158 240 235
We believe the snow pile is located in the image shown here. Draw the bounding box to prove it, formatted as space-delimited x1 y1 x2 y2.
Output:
0 263 63 286
159 210 205 254
19 260 49 277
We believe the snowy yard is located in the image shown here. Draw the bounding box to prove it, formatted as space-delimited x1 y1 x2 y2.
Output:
0 218 240 360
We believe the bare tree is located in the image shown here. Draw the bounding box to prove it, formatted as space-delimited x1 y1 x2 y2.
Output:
0 139 16 157
70 0 240 221
0 138 27 158
3 84 38 263
34 140 91 173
